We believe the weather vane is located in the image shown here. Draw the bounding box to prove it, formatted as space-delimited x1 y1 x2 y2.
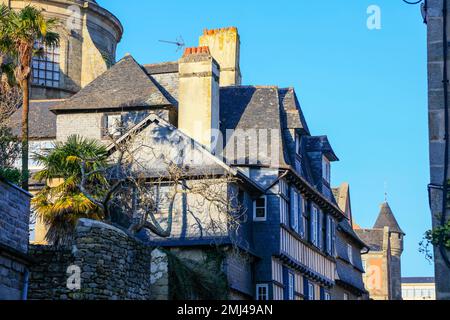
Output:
384 181 388 202
158 36 185 52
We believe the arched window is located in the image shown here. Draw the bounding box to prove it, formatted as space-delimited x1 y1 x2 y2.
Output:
32 42 60 88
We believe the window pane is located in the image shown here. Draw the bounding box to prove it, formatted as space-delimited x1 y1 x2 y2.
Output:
255 198 265 208
256 208 265 218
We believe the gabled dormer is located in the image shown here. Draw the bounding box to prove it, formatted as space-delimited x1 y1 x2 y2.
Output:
305 136 339 200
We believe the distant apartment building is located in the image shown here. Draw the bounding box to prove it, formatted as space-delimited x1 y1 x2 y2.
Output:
402 277 436 300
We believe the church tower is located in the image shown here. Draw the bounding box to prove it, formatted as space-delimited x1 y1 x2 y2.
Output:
373 202 405 300
1 0 123 99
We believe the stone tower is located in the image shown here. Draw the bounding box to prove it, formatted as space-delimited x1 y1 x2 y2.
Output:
373 202 405 300
1 0 123 99
354 201 405 300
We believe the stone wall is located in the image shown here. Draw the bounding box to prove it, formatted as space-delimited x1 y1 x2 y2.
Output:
28 219 169 300
0 179 32 300
426 0 450 300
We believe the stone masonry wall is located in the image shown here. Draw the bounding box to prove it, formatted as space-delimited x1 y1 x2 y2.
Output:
426 0 450 300
28 219 169 300
0 179 32 300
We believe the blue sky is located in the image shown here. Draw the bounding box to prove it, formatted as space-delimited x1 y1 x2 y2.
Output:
97 0 432 277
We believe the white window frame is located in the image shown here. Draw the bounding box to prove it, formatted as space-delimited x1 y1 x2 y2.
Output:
343 292 349 300
292 189 299 232
326 216 333 255
288 273 295 300
312 206 319 246
308 283 315 301
254 196 267 222
256 284 269 301
324 292 331 301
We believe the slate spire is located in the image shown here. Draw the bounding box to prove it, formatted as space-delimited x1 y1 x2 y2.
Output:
373 202 405 235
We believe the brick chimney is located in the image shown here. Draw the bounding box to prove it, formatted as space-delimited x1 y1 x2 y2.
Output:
199 27 241 86
178 46 220 149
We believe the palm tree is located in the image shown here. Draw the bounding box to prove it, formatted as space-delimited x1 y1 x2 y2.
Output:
32 135 109 246
0 4 59 190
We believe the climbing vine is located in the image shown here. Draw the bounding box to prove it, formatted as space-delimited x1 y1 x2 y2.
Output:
165 248 229 300
420 181 450 262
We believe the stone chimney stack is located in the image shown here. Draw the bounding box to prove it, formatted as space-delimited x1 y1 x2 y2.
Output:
178 46 220 149
199 27 241 86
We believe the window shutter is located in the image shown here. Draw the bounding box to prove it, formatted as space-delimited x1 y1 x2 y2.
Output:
317 210 323 250
303 277 309 300
298 195 304 237
101 114 108 137
290 188 296 230
283 267 289 300
331 219 336 256
328 216 333 255
310 207 315 245
320 287 325 301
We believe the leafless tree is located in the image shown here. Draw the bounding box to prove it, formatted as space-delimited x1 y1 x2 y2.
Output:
0 74 22 126
0 72 22 168
76 120 247 243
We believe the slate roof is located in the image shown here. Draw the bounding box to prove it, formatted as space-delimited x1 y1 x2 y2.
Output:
338 219 368 249
402 277 435 284
332 184 348 216
219 86 290 167
306 135 339 161
374 202 405 235
50 55 171 113
8 100 61 139
335 260 367 294
354 228 384 251
278 88 310 134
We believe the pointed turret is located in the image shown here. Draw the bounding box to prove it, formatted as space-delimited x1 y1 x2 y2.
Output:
373 202 405 235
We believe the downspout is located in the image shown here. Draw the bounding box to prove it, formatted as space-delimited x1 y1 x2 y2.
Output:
21 268 29 300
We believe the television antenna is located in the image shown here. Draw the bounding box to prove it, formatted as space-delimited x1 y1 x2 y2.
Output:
159 36 185 52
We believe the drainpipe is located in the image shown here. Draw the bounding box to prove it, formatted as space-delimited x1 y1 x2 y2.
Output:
21 268 29 300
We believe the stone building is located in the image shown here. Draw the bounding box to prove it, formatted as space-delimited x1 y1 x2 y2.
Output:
21 23 355 300
424 0 450 300
1 0 123 99
401 277 436 300
354 202 404 300
330 183 368 300
4 0 122 185
0 178 32 300
3 0 123 243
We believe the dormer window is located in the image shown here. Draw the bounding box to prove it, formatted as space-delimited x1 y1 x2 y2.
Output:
322 156 330 183
295 133 302 156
